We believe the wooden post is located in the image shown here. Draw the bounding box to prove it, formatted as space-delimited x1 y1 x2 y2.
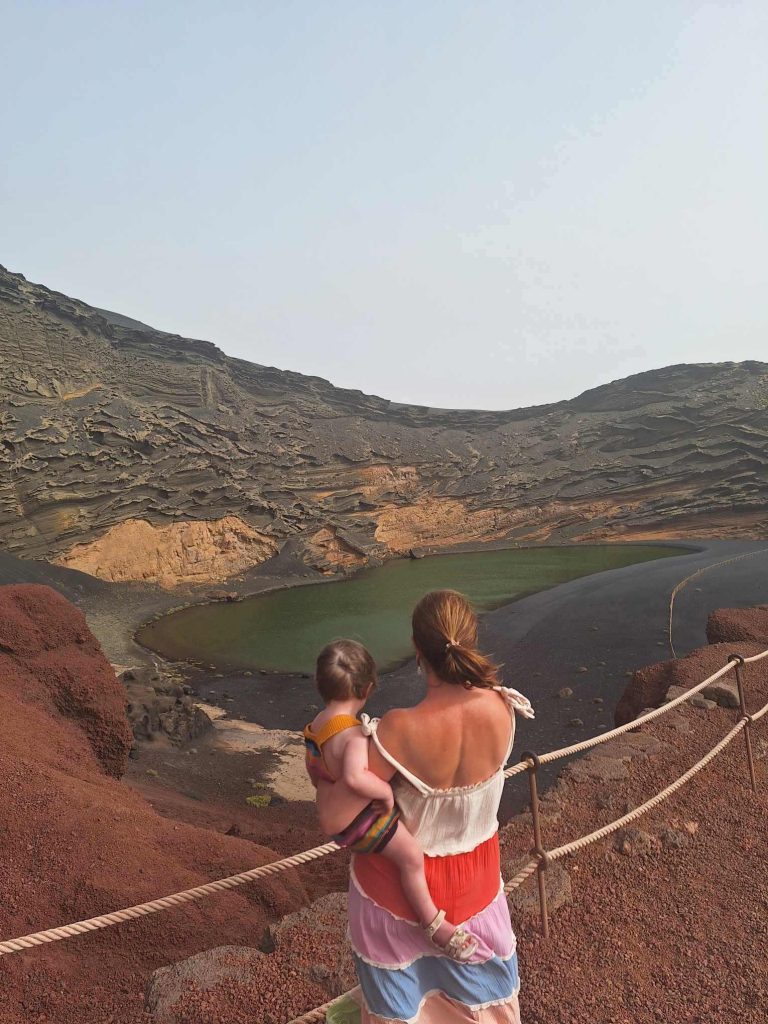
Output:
729 655 757 793
521 751 549 938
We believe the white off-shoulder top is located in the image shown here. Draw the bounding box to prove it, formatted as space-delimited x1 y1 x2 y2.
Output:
361 686 534 858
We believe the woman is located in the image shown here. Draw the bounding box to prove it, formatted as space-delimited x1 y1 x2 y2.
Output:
328 589 534 1023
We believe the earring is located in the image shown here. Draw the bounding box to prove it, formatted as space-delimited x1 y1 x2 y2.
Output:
416 658 423 676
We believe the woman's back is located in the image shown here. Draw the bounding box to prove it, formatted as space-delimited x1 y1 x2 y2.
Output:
371 686 513 791
366 686 525 861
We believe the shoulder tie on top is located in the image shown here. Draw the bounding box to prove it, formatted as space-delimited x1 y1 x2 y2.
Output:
360 713 434 795
493 685 535 720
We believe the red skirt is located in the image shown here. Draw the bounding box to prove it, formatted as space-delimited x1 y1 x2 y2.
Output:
352 832 502 923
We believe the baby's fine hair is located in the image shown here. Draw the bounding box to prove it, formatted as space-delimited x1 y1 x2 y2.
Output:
315 639 377 703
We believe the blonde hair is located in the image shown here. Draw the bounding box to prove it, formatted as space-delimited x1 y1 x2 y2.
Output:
315 639 377 703
412 590 500 690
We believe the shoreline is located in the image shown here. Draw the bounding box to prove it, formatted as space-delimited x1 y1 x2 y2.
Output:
13 536 768 823
131 537 699 674
125 539 706 821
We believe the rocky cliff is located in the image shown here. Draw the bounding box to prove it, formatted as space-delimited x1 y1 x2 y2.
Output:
2 264 767 586
0 584 312 1024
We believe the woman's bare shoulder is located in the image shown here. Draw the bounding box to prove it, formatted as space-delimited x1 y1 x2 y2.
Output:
375 706 415 744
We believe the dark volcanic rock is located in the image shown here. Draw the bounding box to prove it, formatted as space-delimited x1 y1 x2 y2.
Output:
121 665 213 745
2 264 768 585
615 639 768 726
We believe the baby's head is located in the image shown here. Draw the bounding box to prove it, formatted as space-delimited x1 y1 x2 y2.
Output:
315 639 377 707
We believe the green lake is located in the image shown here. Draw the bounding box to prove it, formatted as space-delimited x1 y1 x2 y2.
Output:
137 544 685 675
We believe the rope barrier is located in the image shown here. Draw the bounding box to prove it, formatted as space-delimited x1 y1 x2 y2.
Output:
548 714 752 860
3 646 765 959
503 660 735 778
0 841 339 957
289 695 766 1023
2 633 767 1024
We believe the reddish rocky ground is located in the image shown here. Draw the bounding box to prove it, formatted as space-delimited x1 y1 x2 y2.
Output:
0 585 344 1024
1 587 766 1023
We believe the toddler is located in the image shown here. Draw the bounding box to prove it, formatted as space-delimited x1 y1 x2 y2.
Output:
303 639 477 961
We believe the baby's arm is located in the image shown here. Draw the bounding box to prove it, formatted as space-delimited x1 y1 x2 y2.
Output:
341 732 394 810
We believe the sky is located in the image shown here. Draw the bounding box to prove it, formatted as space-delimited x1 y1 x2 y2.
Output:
1 1 766 410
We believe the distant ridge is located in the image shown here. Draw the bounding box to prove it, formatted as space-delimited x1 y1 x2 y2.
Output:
1 263 767 583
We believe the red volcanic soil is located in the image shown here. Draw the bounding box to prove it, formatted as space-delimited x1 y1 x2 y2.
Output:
0 585 337 1024
706 605 768 645
2 588 766 1024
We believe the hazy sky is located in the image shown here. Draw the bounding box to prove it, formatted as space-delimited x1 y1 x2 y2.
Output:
2 2 766 409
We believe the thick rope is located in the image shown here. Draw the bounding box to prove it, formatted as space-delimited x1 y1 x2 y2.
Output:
2 645 766 963
282 667 768 1024
505 655 733 774
548 715 751 860
503 857 540 892
743 648 768 666
0 841 339 957
503 632 768 779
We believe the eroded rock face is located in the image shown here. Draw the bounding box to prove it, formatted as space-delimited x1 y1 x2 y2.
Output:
294 525 369 574
0 582 308 1022
3 264 768 583
55 515 278 586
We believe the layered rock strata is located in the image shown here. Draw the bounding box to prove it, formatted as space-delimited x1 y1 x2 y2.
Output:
2 264 768 586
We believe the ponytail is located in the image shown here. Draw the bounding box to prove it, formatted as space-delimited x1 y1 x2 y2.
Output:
412 590 500 689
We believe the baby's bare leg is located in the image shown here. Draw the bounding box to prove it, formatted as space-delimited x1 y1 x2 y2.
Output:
378 825 458 946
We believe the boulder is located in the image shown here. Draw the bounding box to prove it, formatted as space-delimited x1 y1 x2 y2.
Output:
702 678 740 710
614 828 659 856
146 946 264 1022
615 641 767 726
268 892 355 998
504 856 572 919
689 694 717 711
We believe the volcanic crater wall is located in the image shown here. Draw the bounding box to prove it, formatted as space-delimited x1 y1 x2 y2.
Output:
2 264 768 586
